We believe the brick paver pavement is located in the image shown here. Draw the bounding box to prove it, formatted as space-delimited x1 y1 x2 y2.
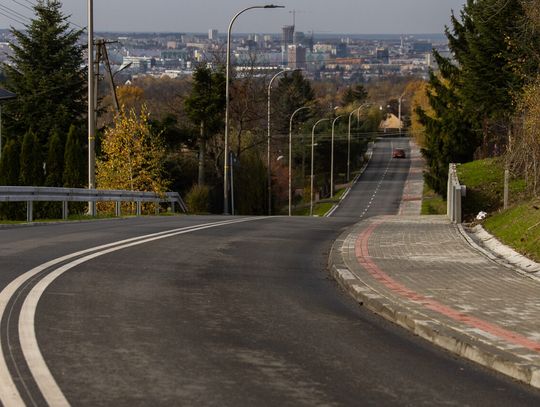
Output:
330 215 540 387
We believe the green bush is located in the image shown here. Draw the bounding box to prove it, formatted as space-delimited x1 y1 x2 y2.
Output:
185 184 210 214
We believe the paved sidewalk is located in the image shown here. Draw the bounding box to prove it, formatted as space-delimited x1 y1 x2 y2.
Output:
399 140 424 216
329 215 540 388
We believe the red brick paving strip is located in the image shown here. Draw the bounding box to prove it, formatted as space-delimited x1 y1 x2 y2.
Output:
356 220 540 353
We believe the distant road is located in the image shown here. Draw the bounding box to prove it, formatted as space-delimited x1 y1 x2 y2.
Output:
1 138 539 406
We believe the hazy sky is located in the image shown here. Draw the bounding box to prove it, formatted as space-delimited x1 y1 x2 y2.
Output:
1 0 467 34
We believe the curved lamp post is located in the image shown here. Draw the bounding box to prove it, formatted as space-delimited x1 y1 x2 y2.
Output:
330 114 345 196
266 69 288 215
288 105 310 216
223 4 284 215
310 118 330 216
267 68 302 215
347 103 370 182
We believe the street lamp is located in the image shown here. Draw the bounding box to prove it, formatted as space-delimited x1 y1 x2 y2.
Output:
310 118 330 216
347 103 370 182
267 67 301 215
330 114 345 196
224 4 284 215
288 105 310 216
0 88 16 161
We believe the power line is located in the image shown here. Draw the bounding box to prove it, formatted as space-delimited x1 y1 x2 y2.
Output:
10 0 34 13
0 9 27 26
0 4 31 23
4 0 85 31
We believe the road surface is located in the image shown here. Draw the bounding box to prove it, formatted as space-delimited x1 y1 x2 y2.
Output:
1 138 539 406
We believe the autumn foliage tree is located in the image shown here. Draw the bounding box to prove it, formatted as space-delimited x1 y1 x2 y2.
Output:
96 108 169 195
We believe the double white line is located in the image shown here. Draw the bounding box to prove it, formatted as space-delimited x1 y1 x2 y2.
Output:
0 217 265 406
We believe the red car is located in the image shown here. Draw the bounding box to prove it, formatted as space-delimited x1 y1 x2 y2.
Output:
392 148 406 158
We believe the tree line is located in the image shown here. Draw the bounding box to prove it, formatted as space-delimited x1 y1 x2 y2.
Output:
0 1 384 218
416 0 540 197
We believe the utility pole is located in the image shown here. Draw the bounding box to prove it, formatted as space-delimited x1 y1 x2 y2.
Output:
87 0 96 216
95 39 121 112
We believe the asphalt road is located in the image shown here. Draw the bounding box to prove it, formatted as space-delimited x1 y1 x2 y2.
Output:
1 138 540 406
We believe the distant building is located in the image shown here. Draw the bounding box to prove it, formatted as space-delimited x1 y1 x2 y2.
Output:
288 45 306 69
166 41 178 49
379 113 403 132
282 25 294 46
293 31 305 45
208 29 218 41
412 41 432 53
376 47 389 63
335 43 348 58
122 56 149 73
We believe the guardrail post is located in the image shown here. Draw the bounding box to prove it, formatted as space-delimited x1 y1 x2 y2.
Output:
171 201 175 214
155 201 159 216
447 164 452 218
62 201 68 220
88 201 97 217
115 201 121 217
26 201 33 222
136 201 142 216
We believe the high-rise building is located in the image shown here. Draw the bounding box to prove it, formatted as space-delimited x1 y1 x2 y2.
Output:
288 45 306 69
293 31 305 45
208 29 218 41
282 25 295 46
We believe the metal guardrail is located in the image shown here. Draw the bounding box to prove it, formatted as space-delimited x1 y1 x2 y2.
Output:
447 164 466 223
0 186 188 222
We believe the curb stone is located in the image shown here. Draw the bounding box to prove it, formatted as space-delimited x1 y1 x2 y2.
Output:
328 222 540 389
458 224 540 283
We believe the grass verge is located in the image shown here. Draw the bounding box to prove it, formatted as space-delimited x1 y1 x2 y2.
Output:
457 158 526 219
484 198 540 263
421 184 446 215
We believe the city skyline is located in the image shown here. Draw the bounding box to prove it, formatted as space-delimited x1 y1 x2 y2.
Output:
0 0 466 35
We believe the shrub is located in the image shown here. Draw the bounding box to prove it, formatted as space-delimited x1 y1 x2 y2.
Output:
185 184 210 214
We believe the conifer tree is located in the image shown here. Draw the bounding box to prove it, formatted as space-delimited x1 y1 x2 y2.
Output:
45 129 64 186
2 0 85 147
0 139 21 186
63 125 85 188
0 139 22 219
272 71 315 135
416 0 540 195
19 131 44 186
184 65 226 185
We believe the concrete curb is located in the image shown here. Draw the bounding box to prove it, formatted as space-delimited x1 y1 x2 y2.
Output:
457 224 540 283
328 224 540 389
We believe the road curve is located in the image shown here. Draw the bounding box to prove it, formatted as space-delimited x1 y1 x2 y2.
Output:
1 138 540 406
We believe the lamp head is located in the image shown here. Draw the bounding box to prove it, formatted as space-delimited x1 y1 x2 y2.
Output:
264 4 285 8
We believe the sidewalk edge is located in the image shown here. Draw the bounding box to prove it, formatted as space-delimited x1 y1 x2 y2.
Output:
457 224 540 282
328 225 540 389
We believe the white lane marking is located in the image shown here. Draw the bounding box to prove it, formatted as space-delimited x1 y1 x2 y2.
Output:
0 217 260 407
19 217 267 406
